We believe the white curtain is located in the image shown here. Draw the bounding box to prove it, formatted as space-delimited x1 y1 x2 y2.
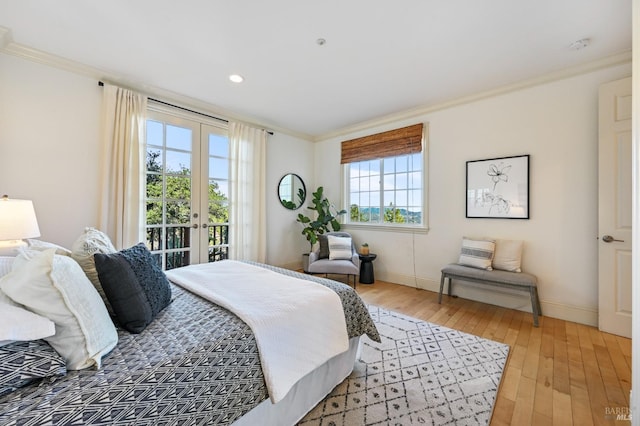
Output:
228 122 267 262
98 84 147 249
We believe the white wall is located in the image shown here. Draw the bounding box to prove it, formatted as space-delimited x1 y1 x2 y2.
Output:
1 50 633 326
0 52 314 264
0 53 102 248
315 63 631 326
265 132 315 268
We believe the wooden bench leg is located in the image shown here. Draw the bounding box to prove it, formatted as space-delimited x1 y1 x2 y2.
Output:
440 269 540 328
438 273 445 303
530 286 541 327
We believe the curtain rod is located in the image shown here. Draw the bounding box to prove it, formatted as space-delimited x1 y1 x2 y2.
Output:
98 81 273 135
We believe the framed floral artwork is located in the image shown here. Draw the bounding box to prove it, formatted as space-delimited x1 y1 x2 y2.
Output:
466 154 529 219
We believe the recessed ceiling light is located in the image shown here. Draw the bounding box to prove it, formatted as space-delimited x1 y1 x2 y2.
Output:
229 74 244 83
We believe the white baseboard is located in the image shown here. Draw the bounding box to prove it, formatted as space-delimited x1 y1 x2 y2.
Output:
378 271 598 327
277 261 303 271
538 300 598 327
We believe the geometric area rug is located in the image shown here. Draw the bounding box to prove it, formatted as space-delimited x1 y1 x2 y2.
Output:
298 305 510 425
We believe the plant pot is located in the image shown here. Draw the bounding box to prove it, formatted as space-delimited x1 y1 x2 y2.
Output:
360 247 370 255
302 253 310 273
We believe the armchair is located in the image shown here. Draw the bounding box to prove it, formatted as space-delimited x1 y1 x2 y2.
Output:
307 231 360 287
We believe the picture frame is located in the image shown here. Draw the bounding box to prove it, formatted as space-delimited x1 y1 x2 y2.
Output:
466 154 529 219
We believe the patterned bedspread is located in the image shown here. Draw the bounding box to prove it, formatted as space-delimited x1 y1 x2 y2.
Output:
0 263 379 426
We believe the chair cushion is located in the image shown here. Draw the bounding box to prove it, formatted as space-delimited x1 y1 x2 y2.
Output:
307 259 359 275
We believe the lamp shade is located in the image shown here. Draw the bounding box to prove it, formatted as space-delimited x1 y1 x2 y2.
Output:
0 197 41 241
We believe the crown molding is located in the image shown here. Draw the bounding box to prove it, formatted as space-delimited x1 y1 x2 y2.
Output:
1 25 630 144
315 50 632 142
0 27 12 49
0 27 313 142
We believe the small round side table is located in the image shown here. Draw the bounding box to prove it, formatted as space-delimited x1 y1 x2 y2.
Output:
358 253 377 284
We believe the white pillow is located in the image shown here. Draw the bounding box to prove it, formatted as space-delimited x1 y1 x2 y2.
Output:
328 235 353 260
0 249 118 370
0 301 55 347
492 239 523 272
71 227 117 309
458 237 495 270
0 257 14 279
0 257 17 317
26 239 72 256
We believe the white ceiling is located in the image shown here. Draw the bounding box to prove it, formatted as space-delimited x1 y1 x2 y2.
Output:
0 0 632 139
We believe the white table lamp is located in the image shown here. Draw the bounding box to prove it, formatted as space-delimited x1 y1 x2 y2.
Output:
0 195 41 256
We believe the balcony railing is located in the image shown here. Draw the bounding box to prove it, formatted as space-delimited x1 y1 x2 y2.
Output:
147 224 229 270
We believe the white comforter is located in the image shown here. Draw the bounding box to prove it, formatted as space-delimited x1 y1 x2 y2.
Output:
165 260 349 403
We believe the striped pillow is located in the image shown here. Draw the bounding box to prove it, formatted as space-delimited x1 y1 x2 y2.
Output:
459 238 495 270
328 236 353 260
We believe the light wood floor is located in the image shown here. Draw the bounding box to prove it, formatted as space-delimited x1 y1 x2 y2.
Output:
349 278 631 426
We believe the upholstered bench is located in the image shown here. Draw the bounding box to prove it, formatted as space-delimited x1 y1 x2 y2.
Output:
439 263 541 327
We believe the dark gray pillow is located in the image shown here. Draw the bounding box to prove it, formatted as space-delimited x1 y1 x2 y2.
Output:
94 243 172 333
318 234 330 259
0 340 67 397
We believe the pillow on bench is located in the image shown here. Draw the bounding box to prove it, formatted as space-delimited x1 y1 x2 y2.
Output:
492 239 523 272
458 237 495 270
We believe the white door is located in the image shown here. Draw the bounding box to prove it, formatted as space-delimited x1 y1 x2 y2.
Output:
145 109 230 270
598 76 632 337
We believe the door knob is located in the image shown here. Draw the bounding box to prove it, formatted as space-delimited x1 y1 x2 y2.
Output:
602 235 624 243
192 224 199 229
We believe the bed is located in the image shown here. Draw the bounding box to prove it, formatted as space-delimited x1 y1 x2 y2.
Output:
0 243 380 426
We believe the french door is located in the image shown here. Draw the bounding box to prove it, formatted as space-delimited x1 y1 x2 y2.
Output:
145 108 230 270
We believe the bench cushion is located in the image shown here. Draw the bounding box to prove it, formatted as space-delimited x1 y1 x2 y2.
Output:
442 263 537 287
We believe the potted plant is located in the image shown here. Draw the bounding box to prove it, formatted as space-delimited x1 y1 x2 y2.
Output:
360 243 370 255
296 187 346 270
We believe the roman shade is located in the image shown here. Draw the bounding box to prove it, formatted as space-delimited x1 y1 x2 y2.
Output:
340 123 423 164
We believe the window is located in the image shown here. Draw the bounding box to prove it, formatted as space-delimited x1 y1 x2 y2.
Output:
348 153 423 224
145 107 230 270
343 123 427 228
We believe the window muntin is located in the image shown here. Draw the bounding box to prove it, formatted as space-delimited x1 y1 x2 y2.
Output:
348 152 423 225
206 131 230 262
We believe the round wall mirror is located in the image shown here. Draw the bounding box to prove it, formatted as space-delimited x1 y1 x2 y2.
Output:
278 173 306 210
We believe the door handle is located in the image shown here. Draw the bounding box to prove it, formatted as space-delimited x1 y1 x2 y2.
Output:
192 224 199 229
602 235 624 243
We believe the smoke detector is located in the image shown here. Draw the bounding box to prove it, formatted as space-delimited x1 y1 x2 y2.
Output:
569 38 590 50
